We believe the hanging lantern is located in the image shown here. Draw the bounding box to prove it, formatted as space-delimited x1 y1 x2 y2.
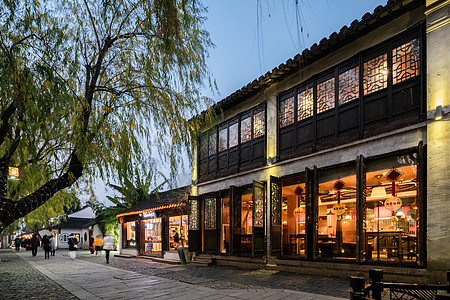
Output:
331 179 346 215
384 168 403 211
293 186 304 219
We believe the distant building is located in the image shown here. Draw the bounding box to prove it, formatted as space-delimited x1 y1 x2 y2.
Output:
52 206 95 249
188 0 450 283
116 187 189 261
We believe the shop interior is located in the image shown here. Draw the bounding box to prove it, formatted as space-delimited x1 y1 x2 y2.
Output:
144 218 162 254
281 155 419 263
220 193 230 254
169 215 188 250
365 154 418 263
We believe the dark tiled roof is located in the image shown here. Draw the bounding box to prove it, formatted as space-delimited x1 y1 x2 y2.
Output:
54 217 93 229
198 0 422 119
116 186 190 216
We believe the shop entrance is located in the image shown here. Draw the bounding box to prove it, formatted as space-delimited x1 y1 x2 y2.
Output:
230 181 265 257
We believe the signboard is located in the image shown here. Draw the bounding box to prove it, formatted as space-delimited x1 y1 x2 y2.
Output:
142 211 158 219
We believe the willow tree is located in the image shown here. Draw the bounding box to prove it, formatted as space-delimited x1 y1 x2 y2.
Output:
0 0 214 232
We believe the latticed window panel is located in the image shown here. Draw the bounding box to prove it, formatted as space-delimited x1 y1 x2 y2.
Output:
189 200 199 230
254 188 264 228
218 128 227 152
253 111 265 138
204 198 217 230
240 117 251 143
208 132 216 155
339 66 359 105
363 53 387 95
297 87 314 121
229 123 238 148
393 39 420 85
200 134 208 158
317 78 335 114
271 182 281 226
280 96 295 127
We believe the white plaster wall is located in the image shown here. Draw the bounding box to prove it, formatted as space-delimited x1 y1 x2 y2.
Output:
57 229 83 249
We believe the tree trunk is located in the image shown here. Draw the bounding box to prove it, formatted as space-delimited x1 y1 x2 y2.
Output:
0 154 83 232
0 159 8 198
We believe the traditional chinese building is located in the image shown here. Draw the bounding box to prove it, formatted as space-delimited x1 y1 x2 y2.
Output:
188 0 450 283
116 187 189 260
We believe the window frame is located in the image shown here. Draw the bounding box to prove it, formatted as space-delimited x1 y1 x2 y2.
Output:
277 25 424 160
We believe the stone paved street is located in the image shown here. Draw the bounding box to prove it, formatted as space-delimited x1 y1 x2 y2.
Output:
76 250 351 298
1 249 349 299
0 250 76 299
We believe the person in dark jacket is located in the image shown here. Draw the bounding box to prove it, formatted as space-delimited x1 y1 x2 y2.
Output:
14 236 21 251
42 235 51 259
67 234 78 260
30 234 40 256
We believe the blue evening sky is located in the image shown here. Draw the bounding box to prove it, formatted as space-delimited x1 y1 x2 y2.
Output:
202 0 387 101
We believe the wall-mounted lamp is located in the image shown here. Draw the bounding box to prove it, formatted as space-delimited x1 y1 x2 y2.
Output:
428 104 449 120
435 105 444 120
267 156 277 165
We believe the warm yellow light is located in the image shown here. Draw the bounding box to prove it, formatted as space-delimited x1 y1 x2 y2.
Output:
9 167 19 178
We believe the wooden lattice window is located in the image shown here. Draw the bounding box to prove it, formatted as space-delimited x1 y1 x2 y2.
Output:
393 39 420 85
254 186 264 227
253 111 265 138
363 53 387 95
204 198 217 230
200 134 208 158
229 123 238 148
189 199 199 230
208 131 216 156
218 128 227 152
241 116 251 143
317 78 335 114
339 66 359 105
280 96 295 127
298 87 314 121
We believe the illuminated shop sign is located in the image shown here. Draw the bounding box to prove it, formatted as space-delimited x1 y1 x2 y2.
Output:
142 211 158 219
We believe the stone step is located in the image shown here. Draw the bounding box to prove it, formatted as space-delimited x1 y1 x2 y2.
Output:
137 255 180 265
190 260 214 267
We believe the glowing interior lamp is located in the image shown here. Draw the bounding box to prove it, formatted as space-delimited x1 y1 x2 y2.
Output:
370 174 386 198
9 167 19 178
371 186 387 198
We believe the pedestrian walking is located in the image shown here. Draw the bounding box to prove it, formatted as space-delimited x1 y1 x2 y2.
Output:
14 236 21 252
103 232 114 264
67 234 78 260
89 236 95 254
49 234 56 256
93 235 103 255
42 235 51 259
30 234 40 257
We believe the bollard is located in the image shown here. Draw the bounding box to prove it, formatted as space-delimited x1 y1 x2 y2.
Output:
369 269 383 300
350 276 366 300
